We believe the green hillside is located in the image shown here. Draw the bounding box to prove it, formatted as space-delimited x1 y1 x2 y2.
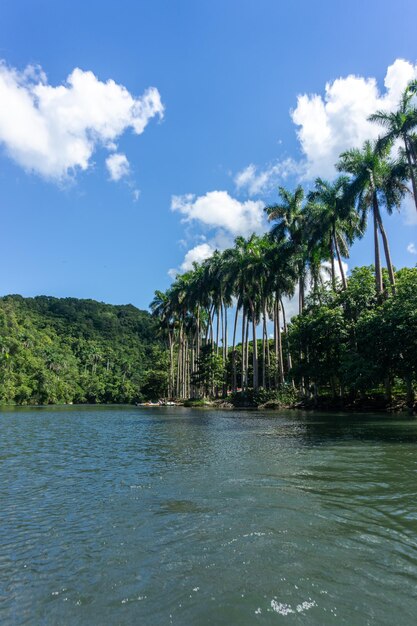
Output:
0 295 165 405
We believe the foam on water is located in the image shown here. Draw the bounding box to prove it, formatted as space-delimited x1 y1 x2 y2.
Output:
269 598 317 615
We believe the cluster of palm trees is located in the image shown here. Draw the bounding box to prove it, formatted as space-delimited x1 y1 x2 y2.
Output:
151 79 417 400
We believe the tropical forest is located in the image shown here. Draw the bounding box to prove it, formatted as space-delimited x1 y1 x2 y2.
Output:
150 79 417 412
0 82 417 410
1 79 416 411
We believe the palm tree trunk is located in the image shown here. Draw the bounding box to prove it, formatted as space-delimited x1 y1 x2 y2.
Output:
232 304 239 392
190 341 194 398
280 298 291 372
297 272 305 393
330 238 336 290
209 305 215 348
241 308 246 390
196 306 200 361
176 327 182 399
281 297 295 390
372 198 383 294
223 301 228 395
187 339 191 399
181 336 186 398
262 306 267 389
298 274 305 314
273 299 278 389
266 316 271 389
334 234 347 290
249 299 258 390
216 305 220 355
374 202 396 293
221 301 225 361
245 315 250 390
276 296 284 385
183 337 188 399
168 329 174 399
205 306 212 345
216 302 223 397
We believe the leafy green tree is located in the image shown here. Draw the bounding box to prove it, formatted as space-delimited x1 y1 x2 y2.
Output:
0 295 161 405
191 344 224 398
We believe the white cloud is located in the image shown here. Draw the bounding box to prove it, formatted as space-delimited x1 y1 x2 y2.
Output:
0 60 164 180
171 59 417 281
235 158 304 196
179 242 215 271
407 242 417 254
234 59 417 227
291 58 417 179
168 235 236 278
321 260 349 285
171 190 266 237
106 152 130 181
208 229 235 251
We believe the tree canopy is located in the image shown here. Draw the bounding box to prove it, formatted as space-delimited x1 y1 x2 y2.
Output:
0 295 163 405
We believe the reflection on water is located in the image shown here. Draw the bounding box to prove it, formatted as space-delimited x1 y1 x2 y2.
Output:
1 406 417 625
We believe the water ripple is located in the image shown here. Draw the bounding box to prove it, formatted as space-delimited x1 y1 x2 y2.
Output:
1 406 417 624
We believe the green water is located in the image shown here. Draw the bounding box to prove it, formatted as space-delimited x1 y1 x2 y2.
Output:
1 406 417 625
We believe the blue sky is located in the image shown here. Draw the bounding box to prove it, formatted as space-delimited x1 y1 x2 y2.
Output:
1 0 417 310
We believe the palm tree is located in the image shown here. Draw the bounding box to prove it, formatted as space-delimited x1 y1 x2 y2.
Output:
150 289 175 397
202 250 232 395
180 264 205 397
337 141 409 294
169 272 198 398
369 80 417 211
306 176 362 290
264 237 297 386
224 235 269 390
213 252 234 393
265 186 307 313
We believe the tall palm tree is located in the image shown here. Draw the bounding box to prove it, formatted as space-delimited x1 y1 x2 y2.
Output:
306 176 362 290
369 80 417 211
213 251 234 393
169 272 197 398
181 263 207 396
265 186 307 313
221 245 241 391
150 289 176 398
337 140 409 294
224 235 267 390
264 237 297 385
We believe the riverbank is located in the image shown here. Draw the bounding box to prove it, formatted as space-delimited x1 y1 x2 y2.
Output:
1 395 415 414
182 394 417 414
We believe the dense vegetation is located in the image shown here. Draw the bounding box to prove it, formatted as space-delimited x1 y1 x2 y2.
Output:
2 80 417 410
0 295 166 405
151 79 417 411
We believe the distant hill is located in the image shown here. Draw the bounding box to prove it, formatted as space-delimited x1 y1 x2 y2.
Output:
0 295 164 405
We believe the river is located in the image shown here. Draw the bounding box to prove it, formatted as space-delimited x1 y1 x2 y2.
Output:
1 406 417 625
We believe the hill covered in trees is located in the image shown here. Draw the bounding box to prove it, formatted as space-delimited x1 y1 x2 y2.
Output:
0 295 167 405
